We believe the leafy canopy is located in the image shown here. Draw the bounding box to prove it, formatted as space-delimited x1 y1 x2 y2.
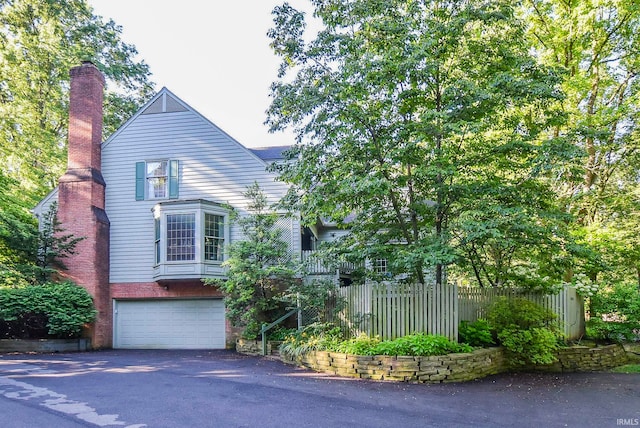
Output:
268 0 569 287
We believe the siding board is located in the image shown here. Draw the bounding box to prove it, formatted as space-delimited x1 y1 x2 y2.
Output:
102 95 293 283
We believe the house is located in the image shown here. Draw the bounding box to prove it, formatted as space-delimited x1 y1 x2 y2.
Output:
34 62 344 350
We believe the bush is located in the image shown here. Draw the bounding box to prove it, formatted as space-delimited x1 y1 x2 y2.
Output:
459 319 495 347
372 333 472 356
279 323 344 357
487 297 561 366
587 282 640 342
0 281 97 338
280 326 472 358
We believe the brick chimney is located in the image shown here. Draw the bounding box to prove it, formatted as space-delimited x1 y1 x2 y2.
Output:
57 62 111 348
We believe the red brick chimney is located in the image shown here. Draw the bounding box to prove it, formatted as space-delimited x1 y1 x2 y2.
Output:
57 62 111 348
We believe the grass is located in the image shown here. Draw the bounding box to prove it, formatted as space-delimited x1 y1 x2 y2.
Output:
610 364 640 374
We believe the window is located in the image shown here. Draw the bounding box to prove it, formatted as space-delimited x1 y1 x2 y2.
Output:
146 161 167 198
136 160 179 200
374 259 388 275
204 213 224 261
166 213 195 261
154 217 161 264
152 200 229 281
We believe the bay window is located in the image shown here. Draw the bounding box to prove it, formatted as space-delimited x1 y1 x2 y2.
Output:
152 200 229 281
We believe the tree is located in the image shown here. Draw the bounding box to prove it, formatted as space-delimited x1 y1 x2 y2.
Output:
267 0 568 288
523 0 640 284
34 202 83 284
207 183 300 339
0 0 154 202
0 171 38 287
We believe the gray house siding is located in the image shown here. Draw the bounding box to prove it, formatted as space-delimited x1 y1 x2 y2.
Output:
102 90 293 283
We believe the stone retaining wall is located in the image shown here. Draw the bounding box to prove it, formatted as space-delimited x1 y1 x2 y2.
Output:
281 348 507 383
531 344 629 372
279 344 629 383
236 339 282 356
0 338 91 353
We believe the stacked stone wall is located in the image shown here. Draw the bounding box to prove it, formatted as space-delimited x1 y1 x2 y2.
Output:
276 344 629 383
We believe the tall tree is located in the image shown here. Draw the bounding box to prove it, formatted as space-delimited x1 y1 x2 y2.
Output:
207 183 299 338
267 0 567 287
523 0 640 284
0 0 154 202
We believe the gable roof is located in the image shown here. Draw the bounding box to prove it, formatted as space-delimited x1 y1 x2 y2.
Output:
250 146 292 161
102 87 290 164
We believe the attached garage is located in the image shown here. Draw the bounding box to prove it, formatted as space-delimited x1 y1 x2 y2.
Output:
113 299 225 349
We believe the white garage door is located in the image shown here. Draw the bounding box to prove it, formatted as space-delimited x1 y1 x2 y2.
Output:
113 299 225 349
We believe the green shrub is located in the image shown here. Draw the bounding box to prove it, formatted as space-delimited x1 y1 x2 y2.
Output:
587 282 640 343
267 326 297 341
335 334 381 355
281 327 472 358
0 281 97 338
372 333 472 356
459 319 495 347
497 327 559 365
279 322 344 357
487 297 561 366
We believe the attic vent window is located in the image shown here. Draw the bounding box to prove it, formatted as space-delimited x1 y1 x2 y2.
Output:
141 92 188 114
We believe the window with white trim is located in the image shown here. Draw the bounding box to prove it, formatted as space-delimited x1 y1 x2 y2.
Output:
136 160 179 200
146 161 168 198
204 213 225 262
166 213 196 261
152 200 229 281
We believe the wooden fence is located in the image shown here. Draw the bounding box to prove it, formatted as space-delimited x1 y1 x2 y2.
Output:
335 283 583 342
458 286 584 340
336 283 459 341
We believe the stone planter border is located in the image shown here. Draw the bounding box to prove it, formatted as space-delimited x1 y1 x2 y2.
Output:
0 338 91 353
276 344 630 383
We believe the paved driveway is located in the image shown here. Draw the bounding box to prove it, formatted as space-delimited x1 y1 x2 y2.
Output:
0 350 638 428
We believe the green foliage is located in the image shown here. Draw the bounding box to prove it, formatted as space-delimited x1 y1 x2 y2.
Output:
279 322 344 357
283 279 345 324
267 326 298 341
610 364 640 374
0 281 96 338
280 326 471 358
459 319 495 347
497 327 559 365
368 334 472 357
587 282 640 342
206 183 300 339
34 202 84 283
487 297 562 365
267 0 571 287
525 0 640 287
487 297 558 332
334 334 382 356
0 0 154 202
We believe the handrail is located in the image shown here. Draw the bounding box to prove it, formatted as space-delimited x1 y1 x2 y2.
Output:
259 308 300 356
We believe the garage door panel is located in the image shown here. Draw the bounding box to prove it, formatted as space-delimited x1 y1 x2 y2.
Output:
114 299 225 349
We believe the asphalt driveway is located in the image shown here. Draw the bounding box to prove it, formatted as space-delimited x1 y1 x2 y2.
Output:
0 350 638 428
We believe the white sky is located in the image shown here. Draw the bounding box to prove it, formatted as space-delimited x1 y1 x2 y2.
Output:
88 0 313 148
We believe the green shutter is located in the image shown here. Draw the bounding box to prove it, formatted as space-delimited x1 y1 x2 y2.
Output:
135 162 145 200
169 159 179 199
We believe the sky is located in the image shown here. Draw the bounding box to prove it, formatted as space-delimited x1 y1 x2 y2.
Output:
88 0 313 148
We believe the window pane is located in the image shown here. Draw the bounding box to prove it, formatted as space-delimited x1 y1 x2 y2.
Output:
154 218 161 264
166 213 195 261
146 161 168 199
148 177 167 198
146 161 167 177
204 213 224 261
